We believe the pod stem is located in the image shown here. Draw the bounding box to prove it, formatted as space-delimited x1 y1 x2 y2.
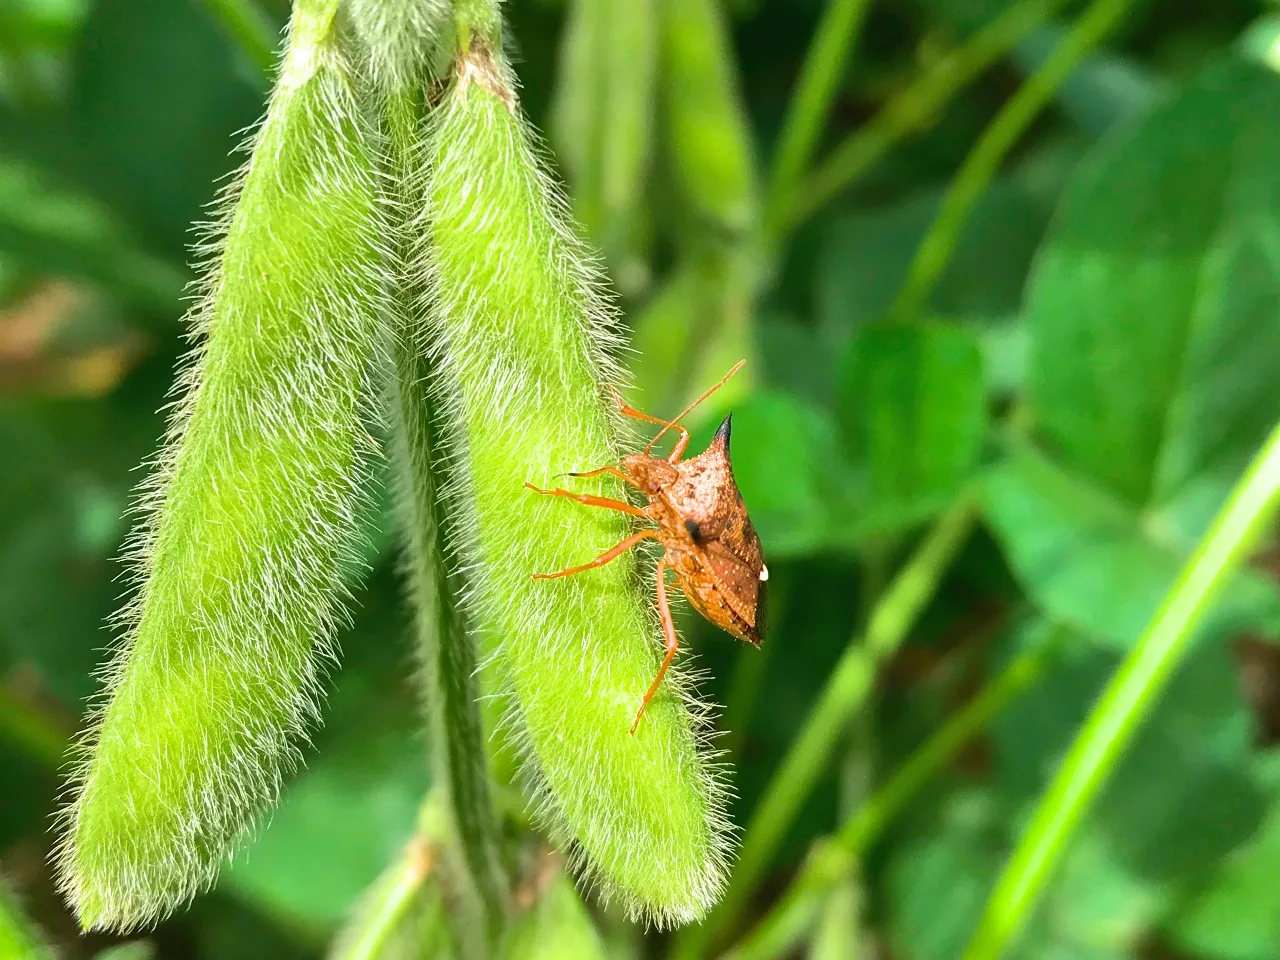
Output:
382 85 510 947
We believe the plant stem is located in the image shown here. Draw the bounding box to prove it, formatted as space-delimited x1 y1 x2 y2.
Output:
199 0 279 75
384 88 508 947
763 0 872 239
675 493 979 959
962 420 1280 960
891 0 1137 319
724 624 1062 960
782 0 1065 238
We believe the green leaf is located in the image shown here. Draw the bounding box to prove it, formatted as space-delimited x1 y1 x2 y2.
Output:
501 868 607 960
990 633 1271 947
989 57 1280 652
70 0 265 249
815 176 1054 346
1167 768 1280 960
0 156 186 309
717 390 842 559
0 876 53 960
225 731 428 934
1028 57 1280 512
983 446 1280 651
836 321 987 518
885 785 1155 960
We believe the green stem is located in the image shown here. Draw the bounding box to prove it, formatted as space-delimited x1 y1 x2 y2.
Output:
676 493 978 959
890 0 1136 319
724 625 1062 960
783 0 1064 237
762 0 873 239
962 421 1280 960
0 686 67 772
198 0 279 75
384 89 508 947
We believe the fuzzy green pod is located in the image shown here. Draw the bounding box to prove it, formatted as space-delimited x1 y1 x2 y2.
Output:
421 44 730 925
57 2 383 931
347 0 453 91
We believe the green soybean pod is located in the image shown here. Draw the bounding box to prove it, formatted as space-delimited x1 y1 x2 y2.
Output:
57 0 383 931
422 42 730 926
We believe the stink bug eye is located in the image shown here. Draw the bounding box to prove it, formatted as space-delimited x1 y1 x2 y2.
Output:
525 360 768 733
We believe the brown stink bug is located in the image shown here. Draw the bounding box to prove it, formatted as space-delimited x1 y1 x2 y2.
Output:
525 360 768 733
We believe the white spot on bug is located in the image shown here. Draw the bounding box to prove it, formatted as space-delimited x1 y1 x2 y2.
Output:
759 565 769 582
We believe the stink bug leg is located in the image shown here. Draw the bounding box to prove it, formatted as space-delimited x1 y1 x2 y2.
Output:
631 558 680 734
523 482 646 518
566 464 644 490
532 530 656 580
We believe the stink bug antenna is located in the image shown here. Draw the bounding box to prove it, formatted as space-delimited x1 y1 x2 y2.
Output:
642 359 746 456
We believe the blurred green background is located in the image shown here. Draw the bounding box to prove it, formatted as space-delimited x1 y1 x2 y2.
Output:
3 0 1280 957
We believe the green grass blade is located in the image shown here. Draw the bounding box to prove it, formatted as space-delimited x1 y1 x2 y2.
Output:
962 420 1280 960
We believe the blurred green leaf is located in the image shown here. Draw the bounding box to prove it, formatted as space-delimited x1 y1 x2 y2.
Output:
885 784 1158 960
70 0 265 250
0 156 186 308
836 322 987 517
501 868 607 960
1028 57 1280 512
988 57 1280 654
983 446 1280 651
723 389 843 558
0 876 52 960
815 175 1055 348
1168 764 1280 960
991 635 1269 927
0 394 153 703
224 727 429 935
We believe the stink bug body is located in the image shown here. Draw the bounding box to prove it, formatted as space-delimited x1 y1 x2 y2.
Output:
525 361 767 733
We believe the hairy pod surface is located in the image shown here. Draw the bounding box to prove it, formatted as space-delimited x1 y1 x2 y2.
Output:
57 4 383 931
422 45 730 925
347 0 453 92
